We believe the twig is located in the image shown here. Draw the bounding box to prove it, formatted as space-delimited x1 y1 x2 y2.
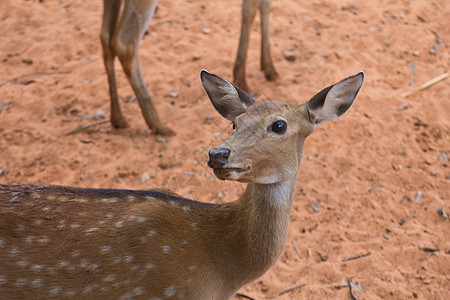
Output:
348 278 359 300
401 72 449 98
420 247 439 253
0 70 72 88
235 293 256 300
266 283 305 299
342 251 371 262
65 120 109 136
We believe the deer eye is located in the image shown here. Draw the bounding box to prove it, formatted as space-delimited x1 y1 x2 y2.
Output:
271 120 287 134
232 121 236 130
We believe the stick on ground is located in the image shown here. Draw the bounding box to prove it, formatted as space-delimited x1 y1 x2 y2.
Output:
266 283 305 299
65 120 109 136
342 251 371 262
0 70 72 88
401 72 449 98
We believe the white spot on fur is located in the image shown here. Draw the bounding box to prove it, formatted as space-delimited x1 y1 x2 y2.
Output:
140 236 148 243
181 239 188 245
18 260 29 267
145 195 156 201
115 220 125 228
57 220 67 229
70 223 80 229
145 263 155 269
58 261 69 268
191 223 198 230
104 275 116 282
50 286 62 295
32 278 44 287
170 200 178 207
162 245 171 253
147 230 157 237
66 289 77 297
0 237 5 248
72 250 81 257
35 219 44 225
0 276 7 284
31 264 45 272
86 227 100 234
101 245 111 253
182 206 191 212
83 284 99 293
137 216 147 223
102 198 118 204
15 278 27 287
106 213 114 219
127 195 135 202
80 259 89 268
25 236 35 243
37 237 50 244
127 215 137 221
9 248 20 255
164 286 177 297
42 206 51 212
124 255 134 263
16 224 26 231
188 266 196 272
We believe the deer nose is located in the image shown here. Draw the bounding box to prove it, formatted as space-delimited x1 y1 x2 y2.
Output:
208 149 230 168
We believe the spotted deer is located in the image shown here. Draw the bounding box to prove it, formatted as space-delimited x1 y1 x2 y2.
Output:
0 70 364 299
101 0 278 134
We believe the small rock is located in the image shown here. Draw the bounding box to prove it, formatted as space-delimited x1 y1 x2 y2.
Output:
415 191 422 204
0 101 4 111
437 208 448 218
22 58 33 65
439 152 447 161
319 253 328 262
156 137 167 144
141 172 150 184
283 48 296 61
20 79 35 85
412 50 420 56
311 199 321 212
204 115 213 124
169 92 179 98
95 109 106 119
125 95 136 103
202 28 211 34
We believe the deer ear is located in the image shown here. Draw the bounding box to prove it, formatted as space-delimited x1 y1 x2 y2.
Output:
306 72 364 125
201 69 256 121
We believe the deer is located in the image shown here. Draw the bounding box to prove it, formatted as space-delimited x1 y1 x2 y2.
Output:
100 0 278 135
0 70 364 299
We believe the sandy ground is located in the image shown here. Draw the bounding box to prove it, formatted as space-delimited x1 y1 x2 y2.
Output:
0 0 449 299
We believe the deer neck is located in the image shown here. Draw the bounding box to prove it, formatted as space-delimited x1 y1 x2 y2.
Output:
216 176 297 288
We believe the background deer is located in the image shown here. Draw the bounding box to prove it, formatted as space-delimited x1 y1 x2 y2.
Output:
0 70 363 299
101 0 278 135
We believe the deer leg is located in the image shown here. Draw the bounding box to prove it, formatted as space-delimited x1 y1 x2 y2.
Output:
233 0 259 93
260 0 278 81
112 0 175 136
101 0 128 128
